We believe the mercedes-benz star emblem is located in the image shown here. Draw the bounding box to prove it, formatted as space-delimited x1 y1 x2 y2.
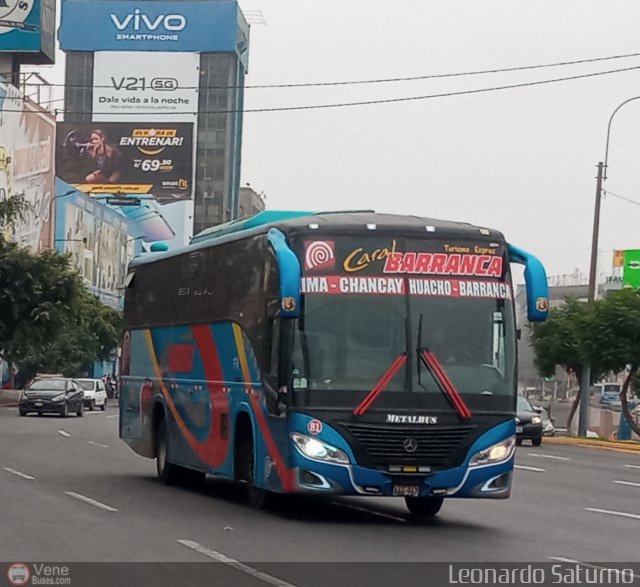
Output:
403 437 418 453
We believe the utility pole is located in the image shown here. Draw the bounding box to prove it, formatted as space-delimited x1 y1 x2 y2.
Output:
587 162 605 303
578 161 605 436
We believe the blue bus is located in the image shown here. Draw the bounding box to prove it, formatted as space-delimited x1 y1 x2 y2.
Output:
119 211 548 516
593 383 622 406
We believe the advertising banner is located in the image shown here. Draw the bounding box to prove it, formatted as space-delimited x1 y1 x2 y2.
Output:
0 81 56 251
93 52 199 123
613 249 625 268
0 0 55 62
623 250 640 289
55 185 130 308
297 237 512 300
56 122 193 199
59 0 243 54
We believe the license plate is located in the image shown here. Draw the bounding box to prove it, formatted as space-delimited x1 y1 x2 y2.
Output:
392 484 420 497
516 426 523 433
34 402 43 407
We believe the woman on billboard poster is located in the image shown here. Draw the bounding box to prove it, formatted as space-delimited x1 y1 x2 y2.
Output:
85 129 123 184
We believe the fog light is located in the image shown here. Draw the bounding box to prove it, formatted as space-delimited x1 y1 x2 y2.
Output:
299 469 330 489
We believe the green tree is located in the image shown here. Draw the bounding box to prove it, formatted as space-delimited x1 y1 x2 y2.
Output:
529 298 601 431
0 192 122 386
19 287 122 379
583 289 640 438
0 241 81 386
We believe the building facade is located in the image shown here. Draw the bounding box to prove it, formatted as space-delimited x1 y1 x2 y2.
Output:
238 186 266 218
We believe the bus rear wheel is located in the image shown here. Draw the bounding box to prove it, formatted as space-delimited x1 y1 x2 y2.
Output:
405 496 444 517
156 417 179 485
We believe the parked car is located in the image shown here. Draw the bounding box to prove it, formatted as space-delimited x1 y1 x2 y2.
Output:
19 377 84 417
516 396 543 446
76 378 108 411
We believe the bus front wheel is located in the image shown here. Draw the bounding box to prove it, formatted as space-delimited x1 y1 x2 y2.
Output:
235 430 272 509
405 496 444 517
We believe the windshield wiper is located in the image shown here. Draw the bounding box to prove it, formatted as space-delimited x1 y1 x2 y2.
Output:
353 352 408 417
416 314 472 421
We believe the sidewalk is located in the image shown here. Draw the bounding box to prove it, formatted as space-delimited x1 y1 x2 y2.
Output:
0 389 19 406
545 435 640 454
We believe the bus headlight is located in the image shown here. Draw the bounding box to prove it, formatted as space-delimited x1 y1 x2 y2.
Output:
469 436 516 468
291 432 349 464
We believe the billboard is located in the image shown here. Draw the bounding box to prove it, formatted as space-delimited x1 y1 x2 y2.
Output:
0 0 55 63
60 0 246 55
613 249 625 268
623 250 640 289
101 195 192 252
56 122 194 199
93 52 200 123
0 81 56 251
55 184 131 309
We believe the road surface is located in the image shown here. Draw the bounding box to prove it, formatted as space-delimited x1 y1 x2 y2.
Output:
1 403 639 585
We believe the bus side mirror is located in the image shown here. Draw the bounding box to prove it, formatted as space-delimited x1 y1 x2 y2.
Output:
516 328 522 341
507 243 549 323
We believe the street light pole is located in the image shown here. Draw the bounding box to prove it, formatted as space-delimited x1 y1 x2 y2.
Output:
579 161 604 436
578 96 640 436
587 162 605 304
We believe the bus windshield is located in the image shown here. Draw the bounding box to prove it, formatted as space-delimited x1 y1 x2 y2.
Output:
292 295 515 394
290 235 516 410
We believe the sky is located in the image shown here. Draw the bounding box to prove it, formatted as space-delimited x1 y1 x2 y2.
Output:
25 0 640 281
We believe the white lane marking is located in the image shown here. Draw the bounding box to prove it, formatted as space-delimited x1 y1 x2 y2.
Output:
549 557 640 580
527 453 570 461
624 464 640 470
329 501 407 523
64 491 117 512
86 412 103 416
614 480 640 488
87 441 109 449
58 430 71 437
106 415 118 419
3 467 35 480
585 507 640 521
515 464 546 472
178 540 299 587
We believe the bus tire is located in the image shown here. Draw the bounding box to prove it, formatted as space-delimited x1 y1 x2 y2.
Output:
405 496 444 517
235 421 272 509
155 415 179 486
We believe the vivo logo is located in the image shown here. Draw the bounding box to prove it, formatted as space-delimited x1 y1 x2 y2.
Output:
110 9 187 32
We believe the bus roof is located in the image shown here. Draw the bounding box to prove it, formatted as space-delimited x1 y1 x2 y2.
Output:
129 210 506 268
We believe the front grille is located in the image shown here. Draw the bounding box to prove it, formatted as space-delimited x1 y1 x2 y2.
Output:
339 422 474 467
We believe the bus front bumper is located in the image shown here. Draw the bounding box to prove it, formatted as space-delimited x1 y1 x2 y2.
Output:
290 457 514 499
